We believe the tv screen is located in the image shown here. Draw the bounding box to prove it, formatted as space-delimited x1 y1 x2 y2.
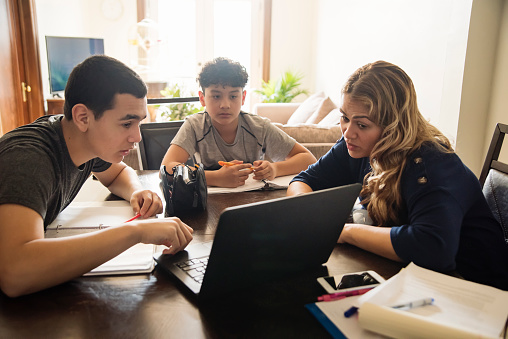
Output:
45 36 105 93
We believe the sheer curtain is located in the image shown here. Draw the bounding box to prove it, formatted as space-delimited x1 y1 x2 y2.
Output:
155 0 260 110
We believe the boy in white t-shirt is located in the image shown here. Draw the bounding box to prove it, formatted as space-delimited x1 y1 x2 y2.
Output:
161 57 316 188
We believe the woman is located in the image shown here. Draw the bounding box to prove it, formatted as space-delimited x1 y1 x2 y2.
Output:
288 61 508 290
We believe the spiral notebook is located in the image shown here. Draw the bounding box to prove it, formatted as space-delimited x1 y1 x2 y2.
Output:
46 201 156 276
47 201 138 230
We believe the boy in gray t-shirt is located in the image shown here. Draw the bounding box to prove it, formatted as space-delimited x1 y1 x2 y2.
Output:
161 57 316 188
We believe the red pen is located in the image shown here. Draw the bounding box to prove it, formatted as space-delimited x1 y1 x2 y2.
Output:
318 287 375 302
124 213 141 223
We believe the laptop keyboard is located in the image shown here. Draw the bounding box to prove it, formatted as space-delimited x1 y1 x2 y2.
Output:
175 256 209 283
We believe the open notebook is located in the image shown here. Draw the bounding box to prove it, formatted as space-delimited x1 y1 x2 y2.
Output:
47 201 155 276
207 174 294 194
47 201 139 230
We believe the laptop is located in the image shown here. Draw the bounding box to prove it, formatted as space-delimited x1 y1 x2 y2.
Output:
154 183 362 301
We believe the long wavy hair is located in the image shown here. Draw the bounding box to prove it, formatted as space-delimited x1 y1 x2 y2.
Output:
342 61 453 226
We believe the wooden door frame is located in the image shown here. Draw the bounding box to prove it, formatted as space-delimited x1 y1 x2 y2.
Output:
1 0 25 133
261 0 271 82
18 0 44 123
0 0 44 135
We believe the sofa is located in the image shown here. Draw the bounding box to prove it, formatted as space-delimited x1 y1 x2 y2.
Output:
253 91 342 159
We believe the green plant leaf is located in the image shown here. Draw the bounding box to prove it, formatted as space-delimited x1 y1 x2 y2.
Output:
255 70 308 103
158 83 203 121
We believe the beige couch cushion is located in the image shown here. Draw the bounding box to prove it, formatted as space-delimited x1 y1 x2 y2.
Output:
273 123 342 144
301 143 338 159
305 96 337 124
286 92 326 124
318 108 341 126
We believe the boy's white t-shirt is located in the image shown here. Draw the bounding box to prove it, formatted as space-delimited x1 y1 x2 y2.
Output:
171 111 296 170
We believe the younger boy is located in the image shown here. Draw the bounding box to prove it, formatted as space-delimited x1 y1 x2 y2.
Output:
161 57 316 188
0 55 193 297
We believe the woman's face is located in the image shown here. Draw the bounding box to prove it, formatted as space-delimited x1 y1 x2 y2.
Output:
339 94 383 158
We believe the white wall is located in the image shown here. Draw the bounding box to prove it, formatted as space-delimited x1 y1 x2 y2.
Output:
272 0 472 144
483 0 508 165
270 0 508 175
270 0 317 101
458 0 505 174
35 0 137 100
34 0 507 173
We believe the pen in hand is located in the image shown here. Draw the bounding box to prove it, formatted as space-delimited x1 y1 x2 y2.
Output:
218 160 268 184
218 161 254 170
124 213 141 223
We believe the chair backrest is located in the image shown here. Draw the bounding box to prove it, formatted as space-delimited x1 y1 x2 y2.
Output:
480 123 508 185
138 121 184 170
480 123 508 243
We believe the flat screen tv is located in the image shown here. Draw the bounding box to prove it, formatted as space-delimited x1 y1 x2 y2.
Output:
45 36 105 93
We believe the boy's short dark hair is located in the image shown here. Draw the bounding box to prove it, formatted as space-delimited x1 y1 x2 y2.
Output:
197 57 249 91
64 55 147 120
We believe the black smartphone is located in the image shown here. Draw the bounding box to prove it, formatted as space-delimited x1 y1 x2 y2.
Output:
317 270 385 294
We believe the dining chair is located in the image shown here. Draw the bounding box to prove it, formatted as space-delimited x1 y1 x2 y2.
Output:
138 120 185 170
479 123 508 243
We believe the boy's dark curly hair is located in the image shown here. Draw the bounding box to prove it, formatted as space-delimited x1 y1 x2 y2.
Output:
197 57 249 91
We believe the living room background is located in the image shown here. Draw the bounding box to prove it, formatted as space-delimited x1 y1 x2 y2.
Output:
33 0 508 175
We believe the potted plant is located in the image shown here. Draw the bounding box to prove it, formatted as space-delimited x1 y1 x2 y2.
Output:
157 83 203 121
254 70 309 103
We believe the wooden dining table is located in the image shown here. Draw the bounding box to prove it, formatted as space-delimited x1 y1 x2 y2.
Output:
0 171 404 338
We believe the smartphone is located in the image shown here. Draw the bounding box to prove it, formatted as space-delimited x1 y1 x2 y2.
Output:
317 270 385 294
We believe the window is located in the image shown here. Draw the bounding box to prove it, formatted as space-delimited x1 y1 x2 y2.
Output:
135 0 265 110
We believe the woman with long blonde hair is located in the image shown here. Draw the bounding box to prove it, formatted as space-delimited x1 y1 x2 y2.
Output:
288 61 508 290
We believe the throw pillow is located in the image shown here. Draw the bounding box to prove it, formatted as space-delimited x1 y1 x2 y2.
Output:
286 92 326 125
317 108 341 126
305 97 337 124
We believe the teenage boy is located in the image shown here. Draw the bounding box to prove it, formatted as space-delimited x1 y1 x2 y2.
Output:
0 55 193 297
161 57 316 188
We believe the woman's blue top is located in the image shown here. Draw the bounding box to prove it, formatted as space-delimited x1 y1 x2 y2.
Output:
292 137 508 290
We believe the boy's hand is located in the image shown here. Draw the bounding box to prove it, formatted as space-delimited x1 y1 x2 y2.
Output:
133 217 193 255
130 190 163 217
217 160 253 187
252 160 276 181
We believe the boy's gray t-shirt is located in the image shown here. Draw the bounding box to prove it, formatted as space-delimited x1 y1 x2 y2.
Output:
171 111 296 170
0 115 111 228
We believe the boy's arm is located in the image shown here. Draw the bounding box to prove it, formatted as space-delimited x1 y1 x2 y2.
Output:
0 204 193 297
161 144 191 174
93 162 162 218
253 143 316 180
161 144 253 188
